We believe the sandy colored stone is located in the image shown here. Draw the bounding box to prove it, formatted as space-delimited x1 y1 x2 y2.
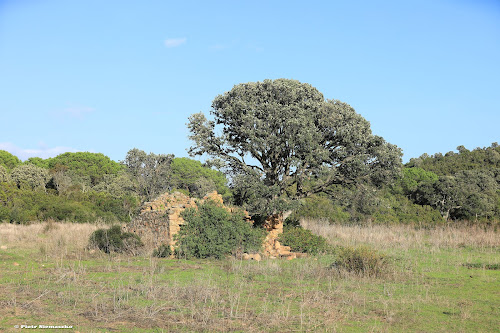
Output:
125 191 251 253
125 190 302 260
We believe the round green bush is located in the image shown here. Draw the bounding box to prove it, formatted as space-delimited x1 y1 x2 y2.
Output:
175 200 265 259
278 226 331 254
88 225 143 254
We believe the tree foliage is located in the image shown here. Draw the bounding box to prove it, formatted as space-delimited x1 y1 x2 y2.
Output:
400 167 439 195
46 152 123 186
123 148 174 201
405 143 500 221
188 79 402 214
10 164 50 191
0 150 21 171
0 165 9 183
407 143 500 176
170 157 229 199
0 180 139 224
25 157 50 168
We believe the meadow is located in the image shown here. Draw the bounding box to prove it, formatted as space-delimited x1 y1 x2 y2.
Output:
0 220 498 332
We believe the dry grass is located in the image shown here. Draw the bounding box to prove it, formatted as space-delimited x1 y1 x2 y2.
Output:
0 220 498 332
301 218 500 250
0 220 105 259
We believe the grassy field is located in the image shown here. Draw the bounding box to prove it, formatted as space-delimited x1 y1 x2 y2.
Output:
0 220 498 332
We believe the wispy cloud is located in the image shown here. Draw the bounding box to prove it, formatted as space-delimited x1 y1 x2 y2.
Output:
0 142 81 161
164 37 187 48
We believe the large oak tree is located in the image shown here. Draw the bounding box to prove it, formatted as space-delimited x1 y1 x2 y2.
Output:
188 79 402 214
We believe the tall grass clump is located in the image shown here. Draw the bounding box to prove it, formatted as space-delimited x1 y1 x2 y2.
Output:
175 200 265 259
331 245 387 277
88 225 143 254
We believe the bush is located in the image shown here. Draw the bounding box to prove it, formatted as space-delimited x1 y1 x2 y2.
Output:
88 225 143 254
152 244 172 258
278 226 331 254
175 200 265 259
291 195 351 224
331 245 387 277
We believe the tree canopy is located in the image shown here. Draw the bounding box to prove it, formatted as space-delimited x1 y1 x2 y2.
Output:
10 164 50 191
170 157 229 198
188 79 402 214
404 143 500 221
123 148 174 201
46 152 123 185
0 150 21 172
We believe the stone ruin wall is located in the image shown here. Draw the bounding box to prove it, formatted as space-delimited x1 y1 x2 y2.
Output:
125 190 300 259
124 191 198 250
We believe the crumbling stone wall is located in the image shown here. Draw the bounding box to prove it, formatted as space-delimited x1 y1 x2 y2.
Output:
124 191 198 250
125 190 298 259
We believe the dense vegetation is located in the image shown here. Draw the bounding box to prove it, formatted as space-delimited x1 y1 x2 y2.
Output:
1 146 498 226
289 143 500 224
0 149 230 224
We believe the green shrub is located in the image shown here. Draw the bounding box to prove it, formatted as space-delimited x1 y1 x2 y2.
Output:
88 225 143 254
152 244 172 258
175 200 265 259
292 195 351 224
331 245 387 277
284 216 301 228
278 226 331 254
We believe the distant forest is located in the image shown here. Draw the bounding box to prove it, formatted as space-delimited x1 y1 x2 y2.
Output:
1 143 499 225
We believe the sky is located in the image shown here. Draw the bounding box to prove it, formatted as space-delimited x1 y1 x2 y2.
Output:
1 0 499 163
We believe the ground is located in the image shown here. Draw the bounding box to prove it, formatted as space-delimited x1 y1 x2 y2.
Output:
0 220 498 332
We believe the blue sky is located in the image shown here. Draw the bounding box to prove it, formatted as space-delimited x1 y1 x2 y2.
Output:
1 0 499 163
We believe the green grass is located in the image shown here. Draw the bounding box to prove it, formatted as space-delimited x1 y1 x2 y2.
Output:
0 222 499 332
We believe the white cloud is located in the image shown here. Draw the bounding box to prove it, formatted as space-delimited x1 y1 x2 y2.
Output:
164 37 187 48
0 142 81 161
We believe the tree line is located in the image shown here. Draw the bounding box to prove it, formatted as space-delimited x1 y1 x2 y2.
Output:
1 79 498 225
0 150 229 223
